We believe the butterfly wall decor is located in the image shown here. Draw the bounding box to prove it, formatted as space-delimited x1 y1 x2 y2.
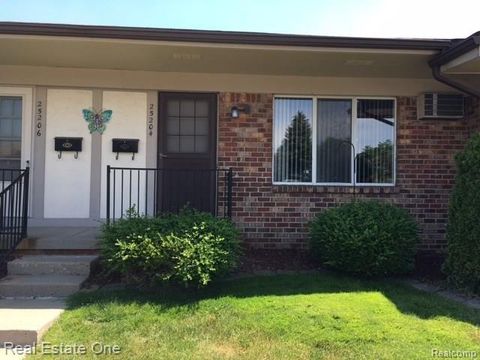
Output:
82 108 113 134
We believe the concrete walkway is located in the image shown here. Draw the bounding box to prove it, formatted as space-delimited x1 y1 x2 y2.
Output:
407 279 480 310
0 351 26 360
0 298 65 358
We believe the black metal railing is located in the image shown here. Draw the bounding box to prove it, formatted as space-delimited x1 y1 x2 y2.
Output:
0 168 30 274
106 166 233 223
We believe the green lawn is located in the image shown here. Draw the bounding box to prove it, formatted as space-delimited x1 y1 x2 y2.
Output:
31 273 480 359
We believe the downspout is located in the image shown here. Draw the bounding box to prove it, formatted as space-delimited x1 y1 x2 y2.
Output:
431 65 480 98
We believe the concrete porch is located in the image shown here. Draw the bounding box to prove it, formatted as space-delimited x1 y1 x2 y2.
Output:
16 226 100 253
0 226 100 347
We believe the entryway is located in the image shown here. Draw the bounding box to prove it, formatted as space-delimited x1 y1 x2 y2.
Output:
105 92 232 223
105 92 233 222
157 92 217 214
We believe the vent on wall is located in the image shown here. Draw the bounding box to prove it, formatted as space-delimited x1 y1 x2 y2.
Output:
418 93 464 119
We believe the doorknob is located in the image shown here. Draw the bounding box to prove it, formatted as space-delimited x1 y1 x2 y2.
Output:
159 153 168 158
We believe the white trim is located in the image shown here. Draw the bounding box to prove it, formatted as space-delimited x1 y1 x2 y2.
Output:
0 86 33 168
272 96 275 183
311 99 317 183
272 95 397 187
350 96 357 185
271 181 396 187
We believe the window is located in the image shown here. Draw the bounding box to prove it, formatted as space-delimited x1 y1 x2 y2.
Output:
166 99 209 153
0 96 22 169
273 97 395 185
316 99 352 183
356 99 395 184
273 98 312 183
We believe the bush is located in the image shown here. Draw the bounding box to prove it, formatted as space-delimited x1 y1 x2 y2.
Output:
309 201 418 276
444 133 480 293
101 209 241 287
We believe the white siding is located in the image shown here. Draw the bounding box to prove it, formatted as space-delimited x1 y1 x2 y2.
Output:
44 89 92 218
100 91 147 218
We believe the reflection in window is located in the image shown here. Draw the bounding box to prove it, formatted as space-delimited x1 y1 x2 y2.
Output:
356 99 395 184
274 98 312 182
317 99 352 183
273 97 395 185
0 96 22 169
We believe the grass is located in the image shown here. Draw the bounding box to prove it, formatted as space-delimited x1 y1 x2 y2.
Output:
30 273 480 359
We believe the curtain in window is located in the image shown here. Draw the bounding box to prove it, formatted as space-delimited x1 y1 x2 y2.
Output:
356 99 395 184
317 99 352 183
273 98 312 183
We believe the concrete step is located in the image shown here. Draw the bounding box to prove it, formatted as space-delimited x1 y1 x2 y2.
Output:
0 274 88 298
0 298 65 346
17 227 100 251
8 255 98 276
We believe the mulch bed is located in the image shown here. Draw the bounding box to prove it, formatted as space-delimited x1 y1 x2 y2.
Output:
235 248 320 274
85 249 447 288
414 251 447 280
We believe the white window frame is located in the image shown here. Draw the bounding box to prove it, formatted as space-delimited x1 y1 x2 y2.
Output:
272 95 396 187
0 87 33 169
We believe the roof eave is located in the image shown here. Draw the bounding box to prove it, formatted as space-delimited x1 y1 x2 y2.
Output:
429 31 480 66
0 21 453 51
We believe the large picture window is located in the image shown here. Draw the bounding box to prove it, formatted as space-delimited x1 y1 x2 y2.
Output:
273 97 395 185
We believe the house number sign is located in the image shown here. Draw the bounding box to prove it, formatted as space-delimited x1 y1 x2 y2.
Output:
36 100 43 137
148 103 154 136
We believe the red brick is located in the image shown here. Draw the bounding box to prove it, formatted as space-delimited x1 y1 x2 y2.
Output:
217 93 480 251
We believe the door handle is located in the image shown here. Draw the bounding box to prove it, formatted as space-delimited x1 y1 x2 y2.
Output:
159 153 168 158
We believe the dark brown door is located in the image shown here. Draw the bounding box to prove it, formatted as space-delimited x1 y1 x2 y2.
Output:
157 92 217 214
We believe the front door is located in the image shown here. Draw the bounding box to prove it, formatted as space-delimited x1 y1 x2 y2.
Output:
157 92 217 214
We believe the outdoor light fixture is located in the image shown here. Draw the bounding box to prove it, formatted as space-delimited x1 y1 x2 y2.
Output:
230 104 250 119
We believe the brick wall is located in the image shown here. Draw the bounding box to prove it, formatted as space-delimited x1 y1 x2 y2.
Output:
218 93 475 252
466 96 480 133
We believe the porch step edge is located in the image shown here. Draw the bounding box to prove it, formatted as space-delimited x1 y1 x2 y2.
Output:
17 237 100 251
0 274 88 298
8 255 98 276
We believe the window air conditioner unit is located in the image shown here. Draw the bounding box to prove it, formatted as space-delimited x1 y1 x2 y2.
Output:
417 93 464 119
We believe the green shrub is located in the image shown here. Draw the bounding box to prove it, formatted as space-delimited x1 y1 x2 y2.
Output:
101 209 241 287
444 133 480 293
309 201 418 276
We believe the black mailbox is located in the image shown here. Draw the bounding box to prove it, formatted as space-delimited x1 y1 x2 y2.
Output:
54 137 82 159
112 138 139 160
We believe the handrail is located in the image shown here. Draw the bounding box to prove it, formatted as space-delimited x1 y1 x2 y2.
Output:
107 166 231 171
0 173 25 194
106 166 233 224
0 167 30 276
